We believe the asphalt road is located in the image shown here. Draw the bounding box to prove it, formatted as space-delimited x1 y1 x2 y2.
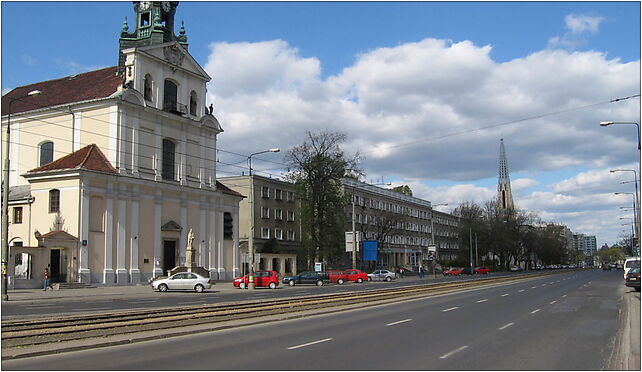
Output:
3 270 627 370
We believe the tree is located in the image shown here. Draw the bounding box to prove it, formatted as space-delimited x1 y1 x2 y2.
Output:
285 131 360 269
392 185 413 196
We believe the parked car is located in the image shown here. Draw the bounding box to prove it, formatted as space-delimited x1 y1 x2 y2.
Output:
326 270 349 284
624 258 641 279
625 267 641 291
443 268 463 276
343 269 370 283
283 271 330 286
474 266 491 274
368 269 397 281
233 270 279 289
509 266 523 272
461 267 475 275
151 272 213 293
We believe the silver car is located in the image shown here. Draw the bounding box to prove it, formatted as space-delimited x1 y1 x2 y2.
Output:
151 272 213 293
368 269 397 282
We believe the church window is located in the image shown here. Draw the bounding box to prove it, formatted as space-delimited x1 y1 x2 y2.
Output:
189 91 197 116
140 12 150 27
163 79 178 112
162 139 176 181
39 141 54 166
49 189 60 213
224 212 233 240
144 74 153 101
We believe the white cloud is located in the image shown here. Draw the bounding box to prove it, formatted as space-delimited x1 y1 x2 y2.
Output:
548 13 605 50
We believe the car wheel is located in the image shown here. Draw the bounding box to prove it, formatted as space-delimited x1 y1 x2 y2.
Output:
316 280 324 286
195 284 204 293
338 278 345 284
269 282 277 289
158 284 168 292
288 280 295 287
385 276 392 282
357 278 363 283
636 287 641 292
239 282 246 289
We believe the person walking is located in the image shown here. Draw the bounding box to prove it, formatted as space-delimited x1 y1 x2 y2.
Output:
43 268 53 291
418 265 424 279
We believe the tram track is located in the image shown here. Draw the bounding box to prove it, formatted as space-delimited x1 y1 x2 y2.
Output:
2 271 562 349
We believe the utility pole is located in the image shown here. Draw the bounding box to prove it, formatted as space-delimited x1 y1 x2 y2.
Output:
469 228 473 271
475 233 478 267
352 194 357 269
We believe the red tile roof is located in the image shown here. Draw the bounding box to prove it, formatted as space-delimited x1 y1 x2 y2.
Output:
2 66 123 116
28 144 117 174
40 230 78 241
216 181 246 198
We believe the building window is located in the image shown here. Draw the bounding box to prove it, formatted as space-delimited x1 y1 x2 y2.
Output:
162 139 176 180
261 186 270 198
275 209 283 220
163 79 178 112
49 189 60 213
287 230 295 241
287 210 295 221
39 141 54 166
223 212 233 240
275 189 282 200
144 74 153 101
261 227 270 239
275 228 283 240
189 91 198 116
13 207 23 224
261 207 270 219
287 191 294 202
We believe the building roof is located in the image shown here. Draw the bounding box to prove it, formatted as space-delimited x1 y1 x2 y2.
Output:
28 144 117 175
8 185 32 202
40 230 78 241
2 66 122 116
216 181 246 198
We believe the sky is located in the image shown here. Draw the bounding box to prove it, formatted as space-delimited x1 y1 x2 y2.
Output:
2 1 640 247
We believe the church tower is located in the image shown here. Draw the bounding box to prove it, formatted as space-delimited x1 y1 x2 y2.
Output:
497 138 515 211
118 1 189 73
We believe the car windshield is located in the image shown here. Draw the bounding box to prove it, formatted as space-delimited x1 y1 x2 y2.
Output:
625 260 640 268
629 268 640 274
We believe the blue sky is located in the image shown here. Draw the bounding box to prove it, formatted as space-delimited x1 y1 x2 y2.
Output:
2 1 641 246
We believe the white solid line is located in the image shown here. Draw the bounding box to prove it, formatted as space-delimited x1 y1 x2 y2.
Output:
499 322 514 330
439 345 469 359
501 293 509 297
549 300 556 305
287 338 333 350
442 306 459 312
531 309 540 314
518 289 525 292
476 299 488 303
386 318 413 326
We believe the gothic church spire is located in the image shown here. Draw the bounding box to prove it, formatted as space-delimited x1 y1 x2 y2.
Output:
497 138 514 211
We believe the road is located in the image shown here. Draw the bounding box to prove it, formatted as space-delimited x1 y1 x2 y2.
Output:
3 270 629 370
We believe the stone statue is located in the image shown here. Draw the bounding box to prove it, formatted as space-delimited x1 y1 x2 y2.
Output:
186 229 195 269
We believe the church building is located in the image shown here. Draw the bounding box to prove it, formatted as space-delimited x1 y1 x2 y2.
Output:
1 2 244 288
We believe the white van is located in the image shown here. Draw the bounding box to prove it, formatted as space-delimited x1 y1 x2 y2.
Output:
624 257 640 279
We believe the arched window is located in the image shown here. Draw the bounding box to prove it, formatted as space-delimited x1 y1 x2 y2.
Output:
49 189 60 213
163 79 178 112
39 141 54 166
144 74 153 101
162 139 176 181
189 91 198 116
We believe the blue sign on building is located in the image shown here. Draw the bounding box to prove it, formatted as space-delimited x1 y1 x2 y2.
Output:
362 240 378 261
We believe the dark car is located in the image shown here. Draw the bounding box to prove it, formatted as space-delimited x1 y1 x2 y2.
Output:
461 267 475 275
283 271 330 286
625 267 641 292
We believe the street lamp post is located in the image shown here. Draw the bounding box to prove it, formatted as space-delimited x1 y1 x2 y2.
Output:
616 192 638 254
612 169 640 253
430 203 448 278
2 90 41 301
247 148 279 290
600 121 641 150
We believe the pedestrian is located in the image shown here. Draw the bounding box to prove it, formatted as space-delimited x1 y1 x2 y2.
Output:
43 268 53 291
400 267 405 278
418 265 424 279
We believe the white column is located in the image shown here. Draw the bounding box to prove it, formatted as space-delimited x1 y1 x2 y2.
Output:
179 130 187 185
199 207 206 267
210 136 217 188
208 207 217 279
116 186 128 284
130 189 141 284
217 209 225 279
199 135 206 188
153 195 163 277
232 209 240 278
103 186 115 284
180 201 187 265
131 114 139 175
79 182 91 283
154 126 162 181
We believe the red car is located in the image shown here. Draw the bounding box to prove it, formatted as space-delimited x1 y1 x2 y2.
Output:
233 270 279 289
474 266 491 274
343 269 370 283
443 268 463 276
326 270 349 284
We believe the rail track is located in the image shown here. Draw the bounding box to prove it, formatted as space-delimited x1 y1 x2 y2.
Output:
2 271 561 349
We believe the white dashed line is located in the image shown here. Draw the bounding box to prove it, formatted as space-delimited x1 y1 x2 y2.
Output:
501 293 509 297
531 286 537 289
439 345 468 359
287 338 333 350
562 294 567 298
386 319 413 326
442 307 459 312
549 300 556 305
476 299 488 303
518 289 525 293
499 322 514 330
531 309 540 314
541 284 547 286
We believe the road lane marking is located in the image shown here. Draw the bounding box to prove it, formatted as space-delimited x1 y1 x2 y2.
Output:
531 286 537 289
562 294 567 298
549 300 556 305
499 322 514 330
501 293 509 297
386 319 413 326
439 345 468 359
442 307 459 312
549 282 555 284
476 299 488 303
531 309 540 314
71 307 112 312
287 338 333 350
541 284 547 286
518 289 525 292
